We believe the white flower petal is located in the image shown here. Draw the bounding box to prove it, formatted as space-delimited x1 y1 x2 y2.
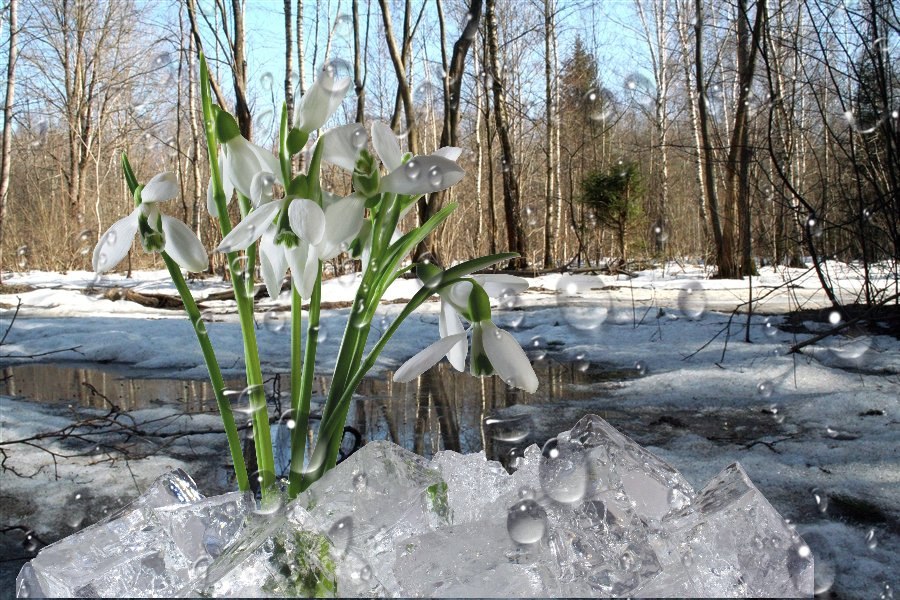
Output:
473 274 529 297
380 155 464 195
260 231 288 299
161 214 208 272
323 123 367 172
480 321 538 393
141 172 179 203
248 143 283 185
288 198 326 246
208 153 235 218
393 332 468 383
318 194 364 259
432 146 462 162
371 121 403 171
285 241 319 297
294 69 352 132
224 137 263 198
439 300 468 371
93 207 140 273
216 199 283 253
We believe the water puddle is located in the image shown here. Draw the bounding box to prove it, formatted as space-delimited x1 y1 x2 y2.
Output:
1 360 635 467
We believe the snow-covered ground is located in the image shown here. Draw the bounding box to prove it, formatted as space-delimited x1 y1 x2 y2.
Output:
1 262 898 598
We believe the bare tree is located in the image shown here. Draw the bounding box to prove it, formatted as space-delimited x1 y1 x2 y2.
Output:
0 0 18 281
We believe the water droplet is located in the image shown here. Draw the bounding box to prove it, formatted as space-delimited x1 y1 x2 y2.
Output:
574 353 589 372
762 317 778 338
653 224 669 243
350 125 368 150
21 531 39 553
527 336 547 361
263 310 285 333
358 564 372 581
253 493 283 517
555 275 610 331
806 214 823 237
334 13 353 37
634 361 647 376
153 52 171 68
677 281 706 319
259 72 274 91
494 288 524 330
865 528 877 550
518 487 536 500
404 159 421 180
311 325 328 343
427 165 443 188
192 314 208 336
414 81 438 109
507 499 547 544
483 414 532 443
321 59 353 87
812 488 828 514
828 310 842 325
228 384 267 417
585 87 616 122
328 516 354 557
757 380 774 398
353 472 368 490
539 437 589 504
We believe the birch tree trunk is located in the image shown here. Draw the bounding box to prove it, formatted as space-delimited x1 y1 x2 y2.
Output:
0 0 17 282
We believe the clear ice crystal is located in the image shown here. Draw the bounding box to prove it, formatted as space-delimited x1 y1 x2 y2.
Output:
18 416 813 598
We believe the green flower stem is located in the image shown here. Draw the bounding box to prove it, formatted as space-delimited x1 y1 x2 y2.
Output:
160 254 251 492
288 266 321 498
200 54 275 497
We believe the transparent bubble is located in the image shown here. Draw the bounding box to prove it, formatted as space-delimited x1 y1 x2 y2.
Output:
334 13 353 37
404 159 421 180
756 380 774 398
555 274 610 331
253 493 283 517
653 224 669 243
623 72 654 102
483 414 532 443
16 244 29 269
634 360 647 376
828 310 842 325
574 353 589 372
527 336 547 361
762 317 779 338
153 52 171 68
259 72 274 91
353 472 367 490
494 288 524 330
812 488 828 514
358 564 372 581
507 446 526 471
227 384 267 417
414 81 438 109
585 87 616 122
327 516 354 557
321 59 353 86
806 214 823 237
350 126 368 151
813 554 835 595
824 328 870 362
539 437 589 504
880 582 894 600
518 486 536 500
865 528 877 550
677 281 706 320
311 324 328 344
263 310 286 333
507 499 547 544
843 109 883 135
192 314 208 337
427 165 443 188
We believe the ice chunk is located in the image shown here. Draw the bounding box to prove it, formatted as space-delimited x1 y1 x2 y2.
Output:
636 462 814 597
17 470 251 598
393 519 562 597
295 440 450 593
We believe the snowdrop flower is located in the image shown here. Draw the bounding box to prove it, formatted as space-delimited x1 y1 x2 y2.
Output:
211 111 282 213
394 277 538 393
323 121 464 196
93 172 207 273
216 188 364 298
294 66 353 134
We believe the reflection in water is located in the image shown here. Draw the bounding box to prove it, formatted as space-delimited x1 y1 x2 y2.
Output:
2 360 622 464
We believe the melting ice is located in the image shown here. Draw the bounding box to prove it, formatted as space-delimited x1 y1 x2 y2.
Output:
17 415 813 597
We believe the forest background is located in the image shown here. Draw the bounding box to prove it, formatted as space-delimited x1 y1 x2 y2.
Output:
0 0 897 309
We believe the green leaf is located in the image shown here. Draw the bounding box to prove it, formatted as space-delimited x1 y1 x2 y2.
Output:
443 252 519 280
287 127 309 155
121 154 138 195
306 137 325 200
468 283 491 322
215 110 241 143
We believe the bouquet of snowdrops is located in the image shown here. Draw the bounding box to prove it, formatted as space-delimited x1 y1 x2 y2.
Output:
92 56 537 503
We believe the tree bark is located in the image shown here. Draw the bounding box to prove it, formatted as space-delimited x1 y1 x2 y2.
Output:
352 0 367 123
284 0 294 127
542 0 556 268
230 0 252 139
0 0 17 283
484 0 526 269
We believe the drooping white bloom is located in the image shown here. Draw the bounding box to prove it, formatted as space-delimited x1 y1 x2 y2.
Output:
293 67 353 133
220 137 281 201
93 172 207 274
321 120 465 196
216 188 364 298
394 275 537 393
